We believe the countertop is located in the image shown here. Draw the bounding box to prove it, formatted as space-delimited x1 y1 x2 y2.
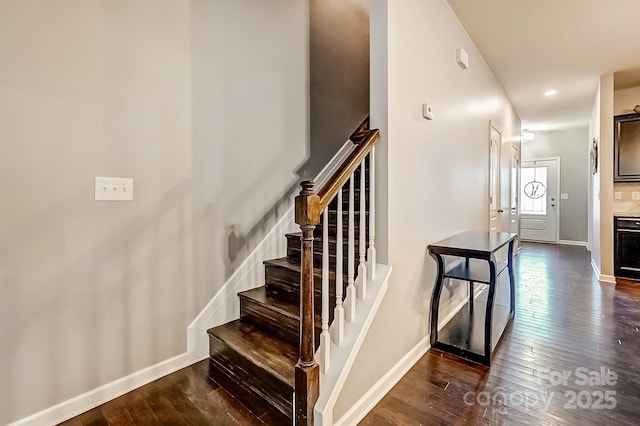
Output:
613 212 640 217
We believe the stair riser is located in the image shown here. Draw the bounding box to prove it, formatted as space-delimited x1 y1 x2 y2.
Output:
315 223 369 239
208 335 292 420
331 192 370 209
287 248 364 272
264 264 350 298
286 235 364 260
322 210 370 226
240 297 322 347
264 277 339 315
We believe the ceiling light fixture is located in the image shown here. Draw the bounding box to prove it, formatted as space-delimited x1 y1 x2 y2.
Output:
544 89 557 97
522 131 536 141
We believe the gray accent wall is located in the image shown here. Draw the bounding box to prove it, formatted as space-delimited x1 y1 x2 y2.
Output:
305 0 370 177
0 1 308 423
522 128 590 242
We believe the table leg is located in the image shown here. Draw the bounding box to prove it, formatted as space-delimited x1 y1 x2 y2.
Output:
483 259 497 365
429 253 445 346
507 239 516 315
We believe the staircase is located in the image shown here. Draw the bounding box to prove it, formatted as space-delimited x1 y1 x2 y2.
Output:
207 121 379 425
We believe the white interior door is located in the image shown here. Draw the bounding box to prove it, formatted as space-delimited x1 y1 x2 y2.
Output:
489 126 501 232
520 159 558 242
510 146 520 234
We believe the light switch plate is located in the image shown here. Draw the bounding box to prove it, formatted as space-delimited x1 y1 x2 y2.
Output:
615 192 622 200
95 177 134 201
633 192 640 201
560 193 569 200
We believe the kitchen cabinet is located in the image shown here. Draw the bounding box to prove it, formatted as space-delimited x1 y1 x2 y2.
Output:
614 216 640 281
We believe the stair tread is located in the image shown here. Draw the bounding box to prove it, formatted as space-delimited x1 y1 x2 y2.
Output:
239 286 322 323
239 287 299 319
264 257 345 279
207 320 297 388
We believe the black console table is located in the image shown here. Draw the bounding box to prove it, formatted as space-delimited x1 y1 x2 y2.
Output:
428 231 517 365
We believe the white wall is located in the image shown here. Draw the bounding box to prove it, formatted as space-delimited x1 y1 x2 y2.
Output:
589 86 601 268
522 128 590 243
589 74 615 278
0 1 307 423
614 86 640 114
334 0 520 419
599 74 615 277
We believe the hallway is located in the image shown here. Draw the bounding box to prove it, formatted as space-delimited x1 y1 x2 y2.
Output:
362 243 640 425
61 243 640 425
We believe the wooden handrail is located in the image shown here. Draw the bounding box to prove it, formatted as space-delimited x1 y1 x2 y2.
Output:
295 129 380 226
293 120 380 425
316 129 379 210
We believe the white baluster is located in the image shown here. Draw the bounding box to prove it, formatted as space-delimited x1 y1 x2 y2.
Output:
332 189 345 345
358 159 367 299
318 207 330 373
345 175 357 322
367 148 377 280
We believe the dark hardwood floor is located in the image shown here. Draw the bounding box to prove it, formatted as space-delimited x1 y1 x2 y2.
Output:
61 242 640 425
58 360 268 426
362 242 640 425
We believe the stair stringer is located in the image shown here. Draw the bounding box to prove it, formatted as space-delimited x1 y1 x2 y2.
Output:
313 264 392 426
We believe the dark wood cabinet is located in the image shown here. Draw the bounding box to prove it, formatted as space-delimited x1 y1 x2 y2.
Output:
614 216 640 280
614 113 640 182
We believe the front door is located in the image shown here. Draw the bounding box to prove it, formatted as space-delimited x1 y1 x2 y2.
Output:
520 159 558 242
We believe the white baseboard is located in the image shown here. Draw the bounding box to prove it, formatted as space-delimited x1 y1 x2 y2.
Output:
334 335 430 426
334 283 471 426
11 205 297 426
8 352 206 426
188 205 296 357
314 265 392 426
591 258 616 285
599 274 617 285
558 240 588 247
591 258 600 278
437 285 470 331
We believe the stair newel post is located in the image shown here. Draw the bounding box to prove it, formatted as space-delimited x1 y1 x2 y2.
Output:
332 188 344 345
294 180 320 426
367 148 376 280
358 159 367 299
345 175 357 322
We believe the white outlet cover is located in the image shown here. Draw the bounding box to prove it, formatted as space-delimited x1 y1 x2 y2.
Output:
615 192 622 200
632 192 640 201
95 176 134 201
560 193 569 200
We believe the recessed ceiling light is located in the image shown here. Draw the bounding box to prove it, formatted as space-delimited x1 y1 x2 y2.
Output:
544 89 557 97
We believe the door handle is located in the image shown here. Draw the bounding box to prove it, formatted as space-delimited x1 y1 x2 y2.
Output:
551 204 556 207
497 209 504 213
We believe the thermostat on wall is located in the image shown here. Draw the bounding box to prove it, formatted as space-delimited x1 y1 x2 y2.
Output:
422 103 434 120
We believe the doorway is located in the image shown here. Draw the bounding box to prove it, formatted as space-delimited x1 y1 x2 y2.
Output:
520 158 559 242
489 125 501 231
